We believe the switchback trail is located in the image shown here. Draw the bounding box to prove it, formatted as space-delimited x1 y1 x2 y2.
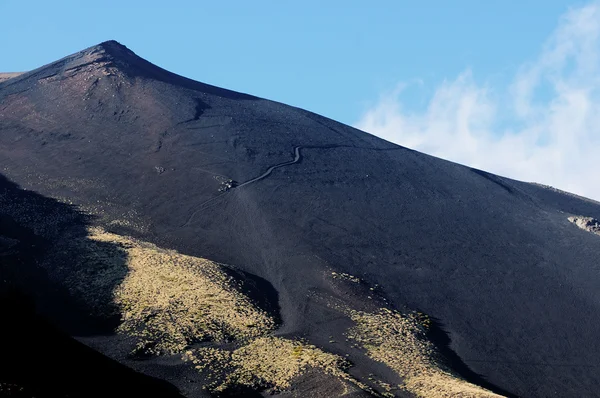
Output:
180 144 402 227
236 146 302 188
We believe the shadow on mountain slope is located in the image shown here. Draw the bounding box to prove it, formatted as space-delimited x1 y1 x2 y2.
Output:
425 316 519 398
0 173 183 397
0 173 127 335
0 288 183 398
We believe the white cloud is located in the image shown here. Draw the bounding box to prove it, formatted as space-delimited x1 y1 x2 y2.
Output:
356 2 600 200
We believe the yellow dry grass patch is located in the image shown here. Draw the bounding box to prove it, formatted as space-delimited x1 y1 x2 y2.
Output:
64 228 366 394
61 227 501 396
86 227 274 354
227 337 349 391
347 309 504 398
185 336 363 394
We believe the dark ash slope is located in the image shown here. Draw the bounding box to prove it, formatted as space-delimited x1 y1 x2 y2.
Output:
2 41 600 397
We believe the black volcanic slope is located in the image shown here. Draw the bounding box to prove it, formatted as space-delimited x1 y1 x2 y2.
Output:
2 41 600 397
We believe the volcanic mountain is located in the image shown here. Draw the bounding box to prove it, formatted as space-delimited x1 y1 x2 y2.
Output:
2 41 600 397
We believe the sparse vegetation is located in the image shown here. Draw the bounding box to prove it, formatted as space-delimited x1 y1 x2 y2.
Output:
184 336 367 394
330 271 361 283
34 224 505 396
82 228 275 354
346 308 503 397
64 228 369 395
226 337 348 391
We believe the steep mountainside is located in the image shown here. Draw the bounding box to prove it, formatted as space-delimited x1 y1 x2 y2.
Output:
2 41 600 397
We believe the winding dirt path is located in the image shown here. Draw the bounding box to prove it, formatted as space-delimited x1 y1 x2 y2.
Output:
181 144 403 227
236 146 302 188
181 146 302 227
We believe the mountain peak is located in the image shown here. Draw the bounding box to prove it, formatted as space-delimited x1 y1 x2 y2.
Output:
97 39 127 50
90 40 137 62
0 40 255 100
79 40 143 70
0 40 145 87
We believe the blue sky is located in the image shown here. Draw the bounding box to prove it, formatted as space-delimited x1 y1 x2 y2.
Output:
2 1 599 199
